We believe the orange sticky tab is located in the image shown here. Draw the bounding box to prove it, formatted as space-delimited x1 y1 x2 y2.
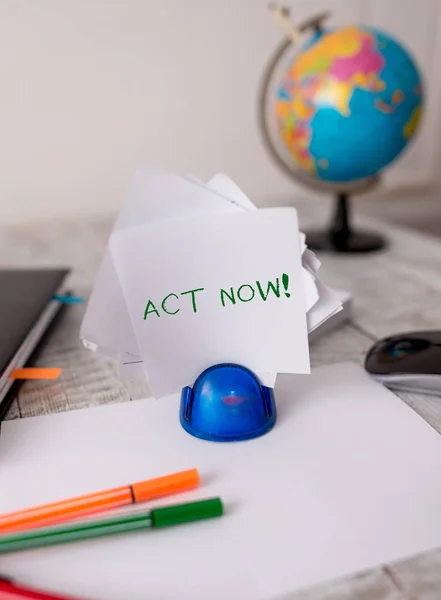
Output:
10 368 62 380
132 468 200 503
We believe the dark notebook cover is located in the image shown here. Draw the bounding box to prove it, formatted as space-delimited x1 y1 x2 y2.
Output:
0 268 69 380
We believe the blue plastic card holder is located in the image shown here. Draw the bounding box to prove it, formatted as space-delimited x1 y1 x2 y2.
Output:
180 364 276 442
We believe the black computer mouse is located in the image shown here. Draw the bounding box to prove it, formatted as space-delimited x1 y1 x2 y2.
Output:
365 330 441 395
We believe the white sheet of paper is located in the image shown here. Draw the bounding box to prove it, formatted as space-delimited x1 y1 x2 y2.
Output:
80 166 240 358
2 363 441 600
114 175 323 387
117 355 278 389
302 269 320 312
303 247 321 274
117 354 278 390
110 208 309 397
116 355 149 381
307 279 343 332
206 172 258 211
299 231 307 255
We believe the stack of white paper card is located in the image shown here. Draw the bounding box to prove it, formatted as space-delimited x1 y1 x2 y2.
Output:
80 166 342 398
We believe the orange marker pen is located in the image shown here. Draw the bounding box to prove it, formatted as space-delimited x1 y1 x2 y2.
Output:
0 468 199 534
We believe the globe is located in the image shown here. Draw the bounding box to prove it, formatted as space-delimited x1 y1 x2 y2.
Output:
275 24 423 183
259 10 425 253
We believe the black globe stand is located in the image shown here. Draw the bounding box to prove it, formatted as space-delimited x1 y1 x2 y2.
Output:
305 193 387 253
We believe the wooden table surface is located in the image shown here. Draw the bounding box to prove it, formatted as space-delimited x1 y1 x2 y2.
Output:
2 200 441 599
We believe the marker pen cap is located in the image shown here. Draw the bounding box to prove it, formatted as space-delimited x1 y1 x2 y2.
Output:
132 468 200 502
151 498 224 528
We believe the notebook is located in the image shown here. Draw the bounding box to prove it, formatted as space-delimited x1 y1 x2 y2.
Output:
0 268 70 421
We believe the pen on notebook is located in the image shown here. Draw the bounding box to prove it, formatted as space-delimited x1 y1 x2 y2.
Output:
0 576 86 599
0 468 199 534
0 498 224 554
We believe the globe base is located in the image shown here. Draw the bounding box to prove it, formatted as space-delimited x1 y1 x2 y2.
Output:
305 229 386 253
305 192 387 253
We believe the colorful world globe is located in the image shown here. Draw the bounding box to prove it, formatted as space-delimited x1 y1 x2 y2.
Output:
275 25 423 183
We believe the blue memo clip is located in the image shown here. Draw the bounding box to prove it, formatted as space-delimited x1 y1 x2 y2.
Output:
180 364 276 442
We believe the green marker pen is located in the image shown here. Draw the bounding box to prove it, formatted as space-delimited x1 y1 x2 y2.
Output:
0 498 223 554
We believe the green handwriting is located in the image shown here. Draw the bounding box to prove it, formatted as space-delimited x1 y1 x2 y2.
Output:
142 274 291 320
143 288 205 320
220 274 290 307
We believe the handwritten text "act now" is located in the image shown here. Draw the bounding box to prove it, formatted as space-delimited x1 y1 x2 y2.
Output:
143 274 291 320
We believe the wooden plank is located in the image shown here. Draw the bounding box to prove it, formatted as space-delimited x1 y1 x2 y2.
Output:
15 344 149 418
310 323 373 368
2 397 20 420
285 569 405 600
299 203 441 341
394 390 441 436
389 549 441 600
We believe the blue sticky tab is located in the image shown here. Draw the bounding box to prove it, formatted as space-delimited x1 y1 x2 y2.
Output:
53 294 85 304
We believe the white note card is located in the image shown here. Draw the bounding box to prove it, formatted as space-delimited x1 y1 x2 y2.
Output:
2 363 441 600
110 207 310 397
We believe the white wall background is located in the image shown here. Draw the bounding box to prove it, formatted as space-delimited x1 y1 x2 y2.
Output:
0 0 440 225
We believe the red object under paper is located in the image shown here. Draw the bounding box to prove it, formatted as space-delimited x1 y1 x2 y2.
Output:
0 578 87 600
